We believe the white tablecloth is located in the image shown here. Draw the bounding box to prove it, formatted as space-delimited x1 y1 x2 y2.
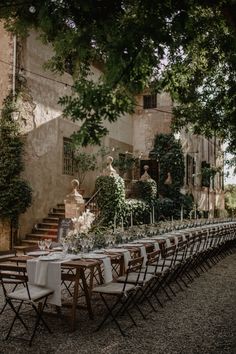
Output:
27 259 62 306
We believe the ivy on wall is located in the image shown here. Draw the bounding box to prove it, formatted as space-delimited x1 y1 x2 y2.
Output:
0 94 32 230
150 133 193 218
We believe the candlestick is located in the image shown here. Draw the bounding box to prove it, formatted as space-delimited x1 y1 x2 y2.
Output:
152 206 155 224
181 205 183 222
150 212 152 224
114 213 116 231
121 217 124 231
130 212 133 228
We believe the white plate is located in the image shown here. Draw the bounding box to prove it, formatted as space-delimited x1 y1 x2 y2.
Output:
82 254 108 259
27 251 49 256
52 247 63 251
67 254 82 260
39 253 63 261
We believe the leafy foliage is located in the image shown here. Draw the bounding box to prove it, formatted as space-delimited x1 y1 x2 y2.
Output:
151 133 185 197
113 154 137 175
1 1 236 154
0 94 32 225
150 133 193 218
73 151 97 186
224 184 236 216
95 175 150 226
123 199 150 226
136 180 157 205
95 175 126 225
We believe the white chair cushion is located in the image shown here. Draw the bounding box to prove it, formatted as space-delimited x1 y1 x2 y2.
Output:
7 285 53 301
117 272 154 284
92 282 135 295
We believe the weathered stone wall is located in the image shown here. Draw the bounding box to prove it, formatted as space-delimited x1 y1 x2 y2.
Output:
0 219 10 251
0 22 12 106
132 93 173 159
17 30 135 237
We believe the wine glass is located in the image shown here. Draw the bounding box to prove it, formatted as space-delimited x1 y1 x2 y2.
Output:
87 238 94 252
61 241 69 258
45 238 52 250
38 239 46 250
80 238 86 254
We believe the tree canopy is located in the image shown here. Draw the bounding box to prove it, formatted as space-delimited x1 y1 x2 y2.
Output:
0 0 236 153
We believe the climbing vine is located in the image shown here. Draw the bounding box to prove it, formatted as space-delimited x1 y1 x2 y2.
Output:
150 133 193 218
0 94 32 229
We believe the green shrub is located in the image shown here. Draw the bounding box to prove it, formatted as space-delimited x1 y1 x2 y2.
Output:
136 179 157 205
95 175 125 225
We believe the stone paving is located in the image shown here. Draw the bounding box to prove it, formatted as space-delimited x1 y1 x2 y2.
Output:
0 252 235 354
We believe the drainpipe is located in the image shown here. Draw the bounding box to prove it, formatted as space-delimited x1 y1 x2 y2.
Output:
11 35 17 248
12 35 17 100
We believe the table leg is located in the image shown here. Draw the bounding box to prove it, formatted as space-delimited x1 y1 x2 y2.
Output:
71 268 80 331
80 268 94 320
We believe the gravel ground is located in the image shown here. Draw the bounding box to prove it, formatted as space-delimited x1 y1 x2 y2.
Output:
0 251 235 354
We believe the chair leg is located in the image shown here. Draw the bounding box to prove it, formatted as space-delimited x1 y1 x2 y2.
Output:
30 298 51 346
95 295 124 334
0 301 8 315
97 294 126 336
6 300 28 340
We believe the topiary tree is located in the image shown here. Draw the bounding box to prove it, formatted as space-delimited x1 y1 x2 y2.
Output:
0 94 32 247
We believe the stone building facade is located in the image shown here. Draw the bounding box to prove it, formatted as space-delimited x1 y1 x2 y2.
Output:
0 24 225 244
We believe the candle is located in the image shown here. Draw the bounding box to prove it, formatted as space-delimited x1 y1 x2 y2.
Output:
114 213 116 231
121 217 124 231
150 212 152 224
181 205 183 221
152 206 155 224
171 216 173 224
194 205 197 219
130 212 133 228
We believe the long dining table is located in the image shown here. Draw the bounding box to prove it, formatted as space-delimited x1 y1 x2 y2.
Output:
3 219 236 331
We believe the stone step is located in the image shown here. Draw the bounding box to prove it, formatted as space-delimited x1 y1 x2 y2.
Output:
48 212 65 218
26 233 58 240
38 223 58 229
43 217 60 224
21 239 40 245
33 228 58 235
53 208 65 213
57 203 65 209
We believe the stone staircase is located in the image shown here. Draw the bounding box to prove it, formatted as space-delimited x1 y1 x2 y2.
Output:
21 204 65 245
21 189 102 245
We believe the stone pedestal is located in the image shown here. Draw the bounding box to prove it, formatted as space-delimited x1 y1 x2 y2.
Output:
0 218 11 251
64 179 85 218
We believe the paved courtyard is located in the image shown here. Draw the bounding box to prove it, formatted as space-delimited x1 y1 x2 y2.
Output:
0 251 235 354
